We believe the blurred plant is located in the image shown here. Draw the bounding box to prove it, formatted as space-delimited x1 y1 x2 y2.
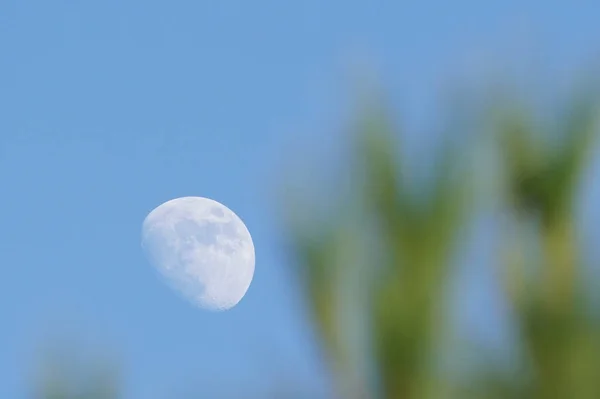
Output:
283 98 471 399
32 348 121 399
283 85 599 399
486 89 600 399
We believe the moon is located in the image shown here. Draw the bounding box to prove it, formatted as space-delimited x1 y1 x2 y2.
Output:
141 196 255 311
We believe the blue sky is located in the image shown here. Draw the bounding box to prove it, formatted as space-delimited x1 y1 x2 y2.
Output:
1 1 600 397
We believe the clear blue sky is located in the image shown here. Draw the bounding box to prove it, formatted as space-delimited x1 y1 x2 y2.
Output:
1 1 599 397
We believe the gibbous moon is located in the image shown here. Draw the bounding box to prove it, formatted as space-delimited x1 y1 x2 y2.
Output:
141 196 255 311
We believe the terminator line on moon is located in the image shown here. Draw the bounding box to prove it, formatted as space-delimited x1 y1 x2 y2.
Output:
141 196 255 311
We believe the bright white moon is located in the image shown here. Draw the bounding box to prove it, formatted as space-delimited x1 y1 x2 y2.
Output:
141 196 255 311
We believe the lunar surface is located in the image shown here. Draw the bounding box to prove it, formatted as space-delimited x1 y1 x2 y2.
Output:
141 196 255 311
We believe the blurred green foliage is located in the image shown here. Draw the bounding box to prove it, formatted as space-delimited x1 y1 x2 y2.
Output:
285 85 599 398
32 348 121 399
